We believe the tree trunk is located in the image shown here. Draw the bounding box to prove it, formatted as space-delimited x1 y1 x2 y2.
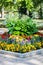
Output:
1 7 4 18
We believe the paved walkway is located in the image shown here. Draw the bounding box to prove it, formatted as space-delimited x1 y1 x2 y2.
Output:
0 54 43 65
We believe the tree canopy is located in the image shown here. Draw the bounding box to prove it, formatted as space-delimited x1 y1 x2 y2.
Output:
0 0 43 12
0 0 15 11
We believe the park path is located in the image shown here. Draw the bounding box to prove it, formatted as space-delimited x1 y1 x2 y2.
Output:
0 53 43 65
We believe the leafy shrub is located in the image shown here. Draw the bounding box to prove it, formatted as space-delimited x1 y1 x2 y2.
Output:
6 16 38 36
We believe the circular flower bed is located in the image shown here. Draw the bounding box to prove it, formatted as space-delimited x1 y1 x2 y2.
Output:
0 34 43 53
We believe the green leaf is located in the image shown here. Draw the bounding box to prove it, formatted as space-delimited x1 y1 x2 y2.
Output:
14 27 21 30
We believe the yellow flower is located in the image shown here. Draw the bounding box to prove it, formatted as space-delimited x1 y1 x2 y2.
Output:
16 48 19 51
23 49 26 53
9 35 15 39
34 34 39 37
31 45 36 50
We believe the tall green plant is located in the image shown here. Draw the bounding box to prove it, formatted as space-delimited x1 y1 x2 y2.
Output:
6 15 38 36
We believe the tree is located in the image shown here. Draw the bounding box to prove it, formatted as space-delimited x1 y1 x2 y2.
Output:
0 0 43 18
16 0 33 12
32 0 43 18
32 0 43 8
0 0 14 7
0 0 15 18
0 0 15 11
15 0 33 18
16 0 43 12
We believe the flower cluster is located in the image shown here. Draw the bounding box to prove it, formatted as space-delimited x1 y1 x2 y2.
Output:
0 41 43 53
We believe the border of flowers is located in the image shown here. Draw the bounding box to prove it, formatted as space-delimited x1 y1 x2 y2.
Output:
0 49 43 58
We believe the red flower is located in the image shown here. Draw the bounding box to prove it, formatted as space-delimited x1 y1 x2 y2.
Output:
8 34 10 37
37 32 43 37
1 35 6 39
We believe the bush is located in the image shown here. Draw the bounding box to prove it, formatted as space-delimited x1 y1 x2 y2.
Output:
6 16 38 36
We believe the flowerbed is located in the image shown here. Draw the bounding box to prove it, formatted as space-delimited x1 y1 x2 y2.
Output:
0 41 43 53
0 16 43 53
0 34 43 53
